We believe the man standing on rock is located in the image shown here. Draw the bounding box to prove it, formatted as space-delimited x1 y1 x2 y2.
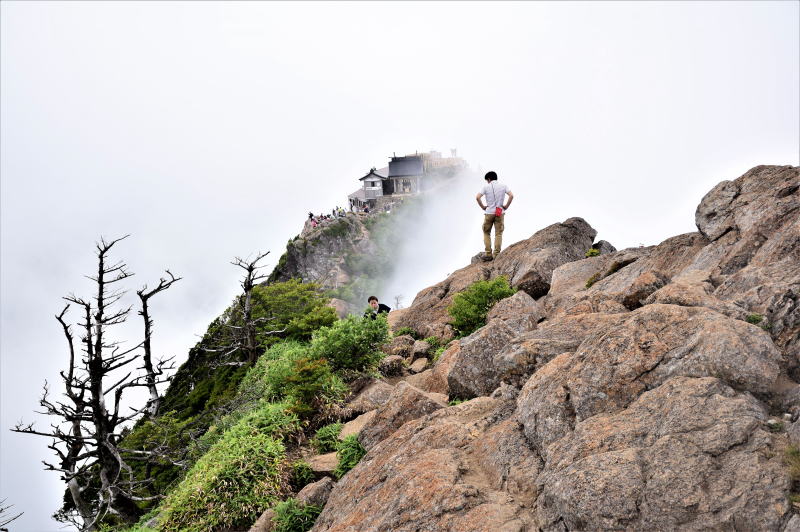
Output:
476 170 514 261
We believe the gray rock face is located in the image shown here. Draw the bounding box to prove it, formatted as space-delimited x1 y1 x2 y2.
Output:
313 398 539 532
308 166 800 532
410 340 431 360
248 509 276 532
534 377 788 531
486 290 544 333
409 358 428 374
377 355 405 377
695 165 799 242
307 452 338 476
296 477 336 508
446 319 518 399
268 215 376 291
345 380 394 414
592 239 617 254
358 381 447 450
382 334 415 357
516 304 781 456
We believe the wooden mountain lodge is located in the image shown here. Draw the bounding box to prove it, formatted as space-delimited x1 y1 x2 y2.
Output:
348 149 466 210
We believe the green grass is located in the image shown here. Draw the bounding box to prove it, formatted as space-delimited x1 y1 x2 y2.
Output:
158 415 290 531
585 272 602 289
432 345 447 363
272 498 322 532
448 277 516 337
746 313 764 325
393 327 420 339
786 445 800 481
333 435 367 479
289 461 315 492
311 422 343 453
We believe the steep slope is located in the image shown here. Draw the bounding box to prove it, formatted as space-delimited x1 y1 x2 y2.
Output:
311 165 800 531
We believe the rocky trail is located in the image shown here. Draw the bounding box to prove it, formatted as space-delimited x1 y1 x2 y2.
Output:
257 165 800 531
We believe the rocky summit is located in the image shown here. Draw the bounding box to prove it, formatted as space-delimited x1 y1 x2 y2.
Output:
310 165 800 531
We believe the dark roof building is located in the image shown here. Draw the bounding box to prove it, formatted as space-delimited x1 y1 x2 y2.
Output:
358 169 388 182
388 156 424 177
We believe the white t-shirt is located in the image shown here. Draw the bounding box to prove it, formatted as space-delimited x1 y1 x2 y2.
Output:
479 181 511 215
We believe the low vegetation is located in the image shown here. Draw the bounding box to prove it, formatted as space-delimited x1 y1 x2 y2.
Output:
746 313 764 325
312 422 343 453
393 326 421 339
157 405 295 531
113 279 389 530
786 445 800 482
432 344 448 363
310 314 389 372
448 276 516 337
585 247 601 257
272 498 323 532
333 435 367 479
585 272 602 288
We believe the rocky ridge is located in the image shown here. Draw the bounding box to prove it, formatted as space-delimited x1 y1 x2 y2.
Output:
305 165 800 531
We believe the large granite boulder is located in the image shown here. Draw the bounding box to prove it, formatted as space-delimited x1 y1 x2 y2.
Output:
516 304 782 456
534 376 788 531
296 477 336 508
345 380 394 415
446 319 519 399
313 398 538 532
358 381 448 450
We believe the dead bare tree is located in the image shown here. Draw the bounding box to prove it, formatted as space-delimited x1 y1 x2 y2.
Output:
12 236 178 530
204 251 285 366
0 499 24 531
137 271 181 417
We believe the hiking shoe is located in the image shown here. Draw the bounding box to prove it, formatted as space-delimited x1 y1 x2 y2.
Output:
481 253 493 262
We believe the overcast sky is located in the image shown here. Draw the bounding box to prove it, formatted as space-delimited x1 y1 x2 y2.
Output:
2 2 798 529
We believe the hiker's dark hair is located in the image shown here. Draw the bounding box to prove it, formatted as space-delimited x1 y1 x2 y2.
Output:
485 171 498 181
367 296 378 303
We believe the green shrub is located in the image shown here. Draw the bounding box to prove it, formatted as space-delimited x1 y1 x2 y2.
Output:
119 411 198 495
250 280 338 347
787 445 800 481
310 315 389 372
448 398 465 406
192 402 301 462
585 272 602 289
423 336 442 350
746 313 764 325
286 306 338 342
289 461 315 492
432 345 447 364
333 435 367 479
272 498 322 532
311 422 343 453
768 421 785 433
585 248 601 257
393 327 420 339
321 220 351 239
447 277 516 337
285 358 347 419
158 409 291 531
237 342 309 404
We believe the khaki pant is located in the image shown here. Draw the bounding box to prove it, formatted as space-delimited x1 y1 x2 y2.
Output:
483 214 504 255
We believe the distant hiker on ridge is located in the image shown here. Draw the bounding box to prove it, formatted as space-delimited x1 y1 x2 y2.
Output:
364 296 391 319
476 170 514 261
